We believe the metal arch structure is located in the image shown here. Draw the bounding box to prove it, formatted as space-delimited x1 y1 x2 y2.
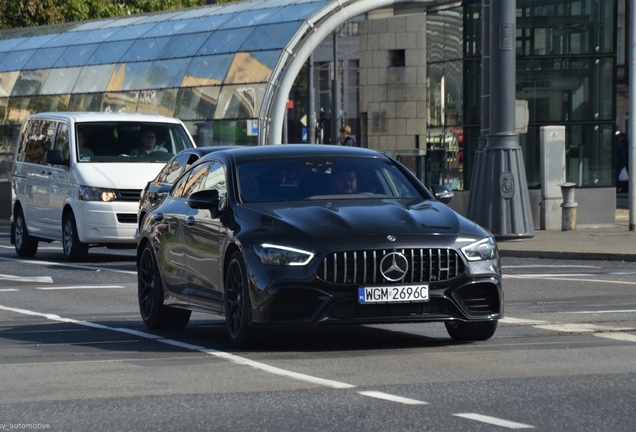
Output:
264 0 438 145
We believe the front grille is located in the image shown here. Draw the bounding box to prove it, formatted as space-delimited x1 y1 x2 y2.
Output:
116 189 142 201
317 248 464 285
117 213 137 224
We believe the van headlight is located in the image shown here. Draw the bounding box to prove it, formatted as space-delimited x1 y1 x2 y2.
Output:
79 186 117 202
460 237 497 261
253 243 315 266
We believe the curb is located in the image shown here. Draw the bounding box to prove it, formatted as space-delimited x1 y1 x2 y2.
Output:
499 249 636 262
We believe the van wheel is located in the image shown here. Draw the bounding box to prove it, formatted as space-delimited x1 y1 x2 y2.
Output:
63 212 89 262
14 207 38 257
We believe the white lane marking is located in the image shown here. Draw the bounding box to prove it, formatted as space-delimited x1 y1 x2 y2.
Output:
357 391 428 405
0 304 355 390
500 317 547 325
0 273 53 283
503 265 600 269
0 257 136 275
37 285 125 290
0 245 60 251
504 275 636 285
454 413 534 429
563 309 636 314
535 323 636 333
595 333 636 343
0 288 19 292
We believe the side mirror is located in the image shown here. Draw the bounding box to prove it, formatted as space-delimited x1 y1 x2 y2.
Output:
186 189 220 210
45 149 69 166
430 184 454 204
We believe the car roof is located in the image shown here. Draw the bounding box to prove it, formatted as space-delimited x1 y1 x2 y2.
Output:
24 112 184 124
197 144 387 164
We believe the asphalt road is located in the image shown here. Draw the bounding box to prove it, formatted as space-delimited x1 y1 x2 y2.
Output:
0 240 635 431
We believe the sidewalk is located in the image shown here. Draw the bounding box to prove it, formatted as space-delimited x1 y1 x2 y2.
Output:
0 210 635 262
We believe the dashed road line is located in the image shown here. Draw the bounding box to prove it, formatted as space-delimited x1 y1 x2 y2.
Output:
357 391 428 405
0 288 19 292
453 413 534 429
0 273 53 283
0 257 136 275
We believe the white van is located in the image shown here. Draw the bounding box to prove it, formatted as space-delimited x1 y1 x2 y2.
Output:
11 112 196 261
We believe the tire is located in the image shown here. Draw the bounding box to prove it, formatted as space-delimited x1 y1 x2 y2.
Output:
445 320 498 341
138 242 191 329
62 212 89 262
224 251 255 347
13 207 38 257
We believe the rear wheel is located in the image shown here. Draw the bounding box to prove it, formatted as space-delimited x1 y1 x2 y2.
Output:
225 251 255 347
445 320 498 341
138 242 191 329
13 207 38 257
62 212 89 262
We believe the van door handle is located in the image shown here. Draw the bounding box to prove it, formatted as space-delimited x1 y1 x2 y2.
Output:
186 216 195 226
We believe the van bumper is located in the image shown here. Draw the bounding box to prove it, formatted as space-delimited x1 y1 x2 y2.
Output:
76 201 138 244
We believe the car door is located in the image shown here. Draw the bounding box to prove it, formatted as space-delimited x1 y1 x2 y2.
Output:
16 119 58 237
182 161 227 309
44 121 72 240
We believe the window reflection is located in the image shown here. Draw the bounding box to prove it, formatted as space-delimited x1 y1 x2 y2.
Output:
42 68 82 95
215 84 265 120
176 87 220 120
197 28 253 56
102 91 140 113
74 64 115 93
107 62 153 92
137 88 179 117
121 37 171 62
23 47 66 70
11 70 50 97
224 52 276 85
0 50 36 73
86 40 134 65
0 71 19 97
183 55 233 87
158 33 210 60
145 58 190 89
240 22 302 51
54 44 99 67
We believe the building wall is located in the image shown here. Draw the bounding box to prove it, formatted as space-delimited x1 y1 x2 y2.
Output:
358 15 426 152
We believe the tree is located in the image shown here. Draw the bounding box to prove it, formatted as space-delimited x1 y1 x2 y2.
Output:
0 0 239 30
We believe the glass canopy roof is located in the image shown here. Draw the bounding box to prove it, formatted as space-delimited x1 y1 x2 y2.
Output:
0 0 329 123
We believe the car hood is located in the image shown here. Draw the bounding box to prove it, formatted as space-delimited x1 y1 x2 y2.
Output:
74 163 165 189
235 198 484 246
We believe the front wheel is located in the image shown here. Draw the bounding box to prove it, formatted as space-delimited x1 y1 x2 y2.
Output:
445 320 498 341
13 207 38 257
138 242 191 329
224 251 255 347
62 212 89 262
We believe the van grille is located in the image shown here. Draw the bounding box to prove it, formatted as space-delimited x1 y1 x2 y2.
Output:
317 248 464 285
116 189 142 201
117 213 137 224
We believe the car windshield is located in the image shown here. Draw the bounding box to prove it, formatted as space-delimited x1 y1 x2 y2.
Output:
237 157 424 202
75 122 193 163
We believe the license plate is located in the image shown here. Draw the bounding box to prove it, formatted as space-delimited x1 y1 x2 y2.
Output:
358 285 429 304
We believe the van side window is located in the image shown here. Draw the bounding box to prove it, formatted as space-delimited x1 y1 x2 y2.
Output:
54 122 70 160
21 120 57 165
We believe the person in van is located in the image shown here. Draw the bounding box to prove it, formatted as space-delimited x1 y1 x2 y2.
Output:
77 130 94 160
131 129 168 156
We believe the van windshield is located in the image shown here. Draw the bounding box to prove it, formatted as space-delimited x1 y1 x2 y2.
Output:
75 122 194 163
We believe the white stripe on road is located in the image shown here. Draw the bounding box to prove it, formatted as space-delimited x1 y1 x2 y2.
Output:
0 257 136 275
535 323 636 333
503 317 636 343
500 317 547 325
595 333 636 343
0 288 19 292
504 275 636 286
454 413 534 429
563 309 636 314
0 273 53 283
357 391 428 405
37 286 125 290
0 304 354 390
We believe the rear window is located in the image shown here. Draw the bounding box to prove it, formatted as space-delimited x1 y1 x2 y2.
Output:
75 121 194 163
237 157 425 203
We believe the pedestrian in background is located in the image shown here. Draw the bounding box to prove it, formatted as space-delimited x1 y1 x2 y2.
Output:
339 125 356 146
616 132 629 193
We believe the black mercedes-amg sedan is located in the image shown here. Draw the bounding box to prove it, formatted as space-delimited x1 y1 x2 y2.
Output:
137 145 502 347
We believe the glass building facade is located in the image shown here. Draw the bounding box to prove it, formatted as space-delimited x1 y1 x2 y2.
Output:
0 0 619 216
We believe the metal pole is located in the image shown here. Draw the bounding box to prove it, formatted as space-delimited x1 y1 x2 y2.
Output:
629 0 636 230
332 29 341 145
308 53 315 144
467 0 490 222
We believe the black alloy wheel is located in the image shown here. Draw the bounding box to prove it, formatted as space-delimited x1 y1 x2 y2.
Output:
62 212 89 262
138 242 191 329
224 251 255 347
13 207 38 257
445 320 498 341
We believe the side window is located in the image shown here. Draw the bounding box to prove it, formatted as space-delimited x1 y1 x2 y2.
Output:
201 161 227 208
54 122 70 160
21 120 57 165
172 163 209 198
158 154 191 184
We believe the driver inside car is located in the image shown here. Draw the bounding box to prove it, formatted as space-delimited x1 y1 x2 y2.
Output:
130 129 168 156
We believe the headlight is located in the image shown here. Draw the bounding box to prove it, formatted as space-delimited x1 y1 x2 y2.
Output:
460 237 497 261
79 186 116 202
253 243 315 266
